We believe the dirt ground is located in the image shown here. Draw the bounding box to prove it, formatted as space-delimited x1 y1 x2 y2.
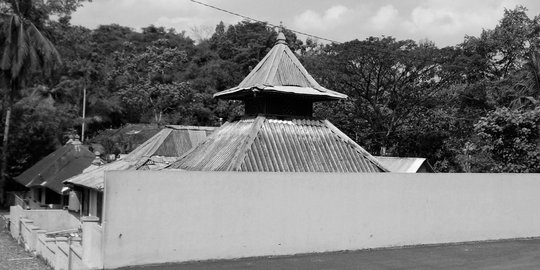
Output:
0 212 51 270
122 238 540 270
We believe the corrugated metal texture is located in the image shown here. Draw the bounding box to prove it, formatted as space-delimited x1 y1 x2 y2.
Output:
214 41 347 100
240 119 383 172
123 129 172 162
16 144 73 186
64 125 215 190
272 49 312 87
239 44 312 88
41 155 98 194
170 116 387 173
374 156 433 173
171 118 263 171
123 126 216 162
15 142 95 194
154 130 192 156
64 160 134 190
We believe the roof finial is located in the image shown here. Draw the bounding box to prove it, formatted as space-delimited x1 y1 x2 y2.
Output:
276 21 286 44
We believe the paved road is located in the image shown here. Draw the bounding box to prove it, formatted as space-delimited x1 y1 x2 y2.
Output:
121 238 540 270
0 212 51 270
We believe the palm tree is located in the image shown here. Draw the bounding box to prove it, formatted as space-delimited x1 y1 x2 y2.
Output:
511 51 540 110
0 0 61 205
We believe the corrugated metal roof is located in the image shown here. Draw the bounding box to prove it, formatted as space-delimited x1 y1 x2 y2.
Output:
64 159 133 190
214 33 347 101
169 116 387 172
64 126 215 190
374 156 434 173
15 141 95 194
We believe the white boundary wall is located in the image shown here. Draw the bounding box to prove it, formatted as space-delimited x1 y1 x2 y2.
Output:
102 171 540 269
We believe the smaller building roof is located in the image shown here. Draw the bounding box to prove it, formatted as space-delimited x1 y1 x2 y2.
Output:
64 125 215 191
214 32 347 101
374 156 434 173
14 140 95 194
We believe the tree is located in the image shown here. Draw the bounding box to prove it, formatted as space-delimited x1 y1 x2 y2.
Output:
110 39 190 124
459 6 539 81
6 85 79 178
48 20 125 137
210 21 302 75
511 51 540 109
307 37 455 155
468 107 540 172
0 0 61 205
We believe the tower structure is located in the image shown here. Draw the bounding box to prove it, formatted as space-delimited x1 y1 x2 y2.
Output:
170 32 387 172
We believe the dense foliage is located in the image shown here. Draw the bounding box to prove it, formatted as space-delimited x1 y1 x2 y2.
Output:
1 0 539 197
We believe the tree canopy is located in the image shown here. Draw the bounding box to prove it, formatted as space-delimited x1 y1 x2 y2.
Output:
1 3 540 198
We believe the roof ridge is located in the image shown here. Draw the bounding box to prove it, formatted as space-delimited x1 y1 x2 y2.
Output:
237 45 276 88
323 120 389 172
229 115 267 171
262 44 283 84
165 125 216 131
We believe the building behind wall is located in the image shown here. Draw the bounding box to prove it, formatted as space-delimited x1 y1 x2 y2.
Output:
13 138 96 209
169 32 387 172
63 125 215 220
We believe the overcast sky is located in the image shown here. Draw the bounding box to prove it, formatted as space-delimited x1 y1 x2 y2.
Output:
71 0 540 47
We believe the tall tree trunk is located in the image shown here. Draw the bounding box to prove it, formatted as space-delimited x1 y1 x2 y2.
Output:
0 91 12 206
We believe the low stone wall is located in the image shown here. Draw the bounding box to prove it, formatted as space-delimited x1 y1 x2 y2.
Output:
9 204 24 239
55 237 85 270
81 216 103 269
35 231 56 266
24 209 81 232
9 205 88 270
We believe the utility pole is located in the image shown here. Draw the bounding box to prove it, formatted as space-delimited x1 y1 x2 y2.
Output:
81 87 86 143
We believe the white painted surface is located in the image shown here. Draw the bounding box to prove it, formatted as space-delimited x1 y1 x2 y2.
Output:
9 205 81 236
102 171 540 269
88 190 98 217
9 205 88 270
82 216 103 269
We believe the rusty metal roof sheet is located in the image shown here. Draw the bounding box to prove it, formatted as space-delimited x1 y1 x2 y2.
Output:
214 33 347 101
64 126 215 190
169 116 387 172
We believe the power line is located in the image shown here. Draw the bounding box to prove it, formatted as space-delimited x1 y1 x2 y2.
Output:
189 0 513 73
189 0 341 44
189 0 460 67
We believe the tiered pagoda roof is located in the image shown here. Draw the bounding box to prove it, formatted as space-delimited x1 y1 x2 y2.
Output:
215 33 346 101
170 31 387 173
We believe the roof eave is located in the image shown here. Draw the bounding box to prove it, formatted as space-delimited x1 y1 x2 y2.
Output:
214 87 347 101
